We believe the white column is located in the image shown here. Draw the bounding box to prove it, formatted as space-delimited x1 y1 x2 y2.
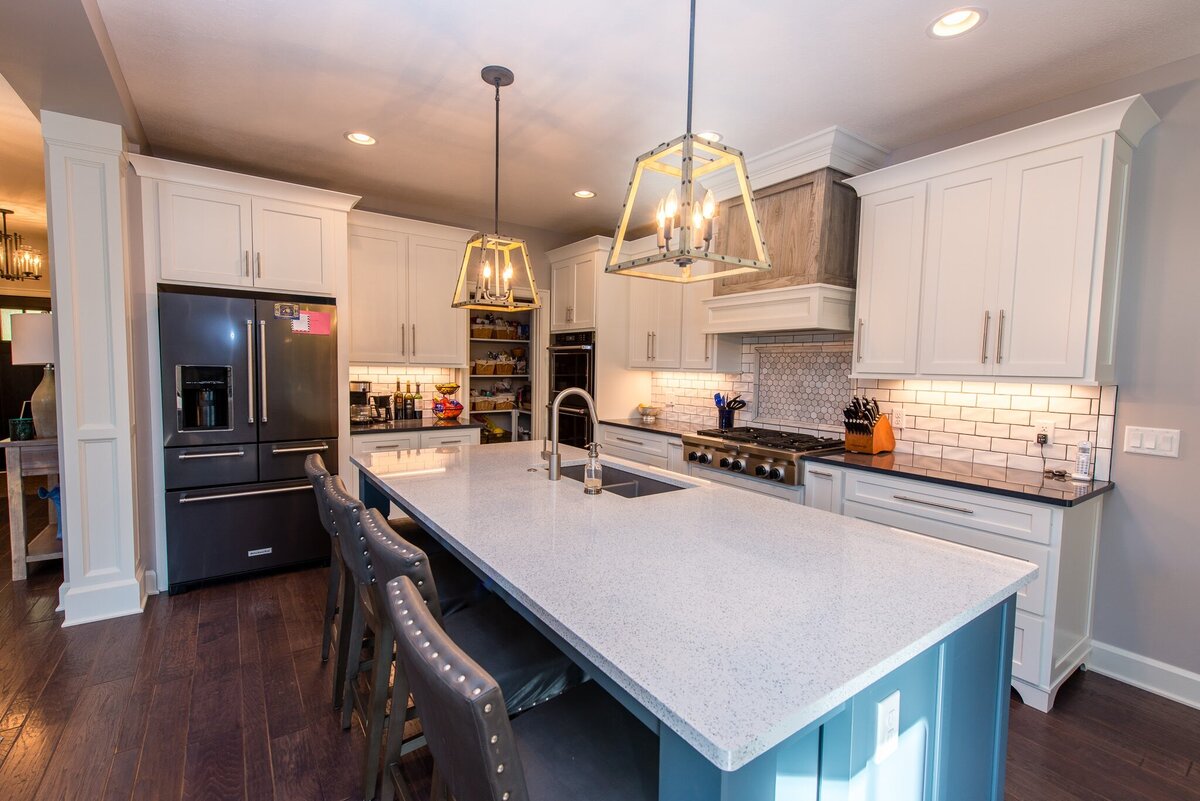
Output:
42 111 145 626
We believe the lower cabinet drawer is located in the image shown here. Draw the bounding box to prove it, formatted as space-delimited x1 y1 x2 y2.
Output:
259 438 338 482
352 433 421 456
845 500 1050 616
598 426 671 459
603 443 670 470
165 444 258 490
420 429 481 448
165 479 327 590
1012 611 1045 685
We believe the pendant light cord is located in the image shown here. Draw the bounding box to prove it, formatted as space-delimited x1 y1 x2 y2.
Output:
685 0 696 135
493 78 501 235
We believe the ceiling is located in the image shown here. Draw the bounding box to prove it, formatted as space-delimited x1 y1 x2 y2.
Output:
72 1 1200 235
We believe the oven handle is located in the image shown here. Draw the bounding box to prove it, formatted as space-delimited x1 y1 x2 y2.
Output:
178 484 310 504
548 345 594 352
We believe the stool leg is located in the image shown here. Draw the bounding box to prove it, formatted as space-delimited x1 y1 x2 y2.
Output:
333 569 357 710
380 645 414 801
342 594 367 730
322 543 341 663
362 622 394 801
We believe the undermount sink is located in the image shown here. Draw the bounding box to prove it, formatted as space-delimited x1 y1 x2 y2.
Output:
559 463 688 498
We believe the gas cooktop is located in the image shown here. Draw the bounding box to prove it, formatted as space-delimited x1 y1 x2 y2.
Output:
692 427 844 454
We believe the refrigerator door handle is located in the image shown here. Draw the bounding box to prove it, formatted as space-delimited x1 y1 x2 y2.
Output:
270 444 329 455
245 320 256 424
258 320 269 422
178 484 310 504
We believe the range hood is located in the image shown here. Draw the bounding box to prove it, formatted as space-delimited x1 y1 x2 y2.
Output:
697 126 887 335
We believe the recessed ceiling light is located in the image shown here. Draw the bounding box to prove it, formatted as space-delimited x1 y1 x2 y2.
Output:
573 189 596 199
697 131 723 143
928 7 986 38
344 131 376 145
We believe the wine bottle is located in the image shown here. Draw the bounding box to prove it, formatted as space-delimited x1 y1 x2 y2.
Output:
414 383 424 419
404 381 415 420
393 379 404 420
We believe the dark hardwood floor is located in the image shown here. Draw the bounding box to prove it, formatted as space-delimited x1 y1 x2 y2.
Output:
1 483 1198 799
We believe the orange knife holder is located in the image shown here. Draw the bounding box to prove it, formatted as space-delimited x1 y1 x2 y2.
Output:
845 414 896 455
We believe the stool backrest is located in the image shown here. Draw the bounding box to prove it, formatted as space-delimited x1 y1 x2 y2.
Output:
303 454 335 536
388 575 529 801
360 507 445 624
325 476 373 587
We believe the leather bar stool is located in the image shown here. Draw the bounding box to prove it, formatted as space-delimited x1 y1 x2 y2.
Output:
387 575 658 801
303 454 344 666
358 507 584 801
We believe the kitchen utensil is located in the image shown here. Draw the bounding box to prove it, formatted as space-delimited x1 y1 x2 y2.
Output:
714 392 724 408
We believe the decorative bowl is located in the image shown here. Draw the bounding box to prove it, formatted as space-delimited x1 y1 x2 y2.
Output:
638 404 663 422
434 382 461 396
433 397 464 420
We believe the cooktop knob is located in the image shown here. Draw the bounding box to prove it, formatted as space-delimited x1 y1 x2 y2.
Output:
730 459 745 473
697 453 712 465
768 467 785 481
754 464 769 477
687 451 700 462
719 456 731 468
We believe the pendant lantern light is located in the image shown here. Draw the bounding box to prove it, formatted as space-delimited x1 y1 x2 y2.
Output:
606 0 771 283
452 66 540 311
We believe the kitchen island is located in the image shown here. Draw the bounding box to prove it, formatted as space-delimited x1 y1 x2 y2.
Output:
353 441 1037 801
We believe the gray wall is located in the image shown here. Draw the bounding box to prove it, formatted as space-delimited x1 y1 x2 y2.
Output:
887 55 1200 674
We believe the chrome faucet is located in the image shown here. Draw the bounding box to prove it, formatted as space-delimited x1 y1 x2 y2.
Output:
547 387 599 481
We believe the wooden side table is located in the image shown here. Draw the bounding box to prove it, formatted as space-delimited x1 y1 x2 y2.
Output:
2 438 63 580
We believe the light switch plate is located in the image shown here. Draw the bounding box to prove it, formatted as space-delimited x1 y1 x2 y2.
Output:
1124 426 1181 457
875 690 901 763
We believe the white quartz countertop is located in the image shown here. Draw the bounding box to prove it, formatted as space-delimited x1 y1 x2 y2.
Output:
352 441 1037 771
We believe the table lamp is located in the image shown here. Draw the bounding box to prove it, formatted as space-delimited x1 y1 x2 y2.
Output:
10 313 56 439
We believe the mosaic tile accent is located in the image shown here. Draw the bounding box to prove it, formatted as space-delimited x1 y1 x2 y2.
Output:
754 344 853 426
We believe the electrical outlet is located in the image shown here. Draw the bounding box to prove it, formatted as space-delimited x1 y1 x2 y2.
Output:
875 690 901 763
893 405 907 431
1034 420 1055 445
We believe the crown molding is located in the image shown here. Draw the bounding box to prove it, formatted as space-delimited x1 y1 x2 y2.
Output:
706 126 889 200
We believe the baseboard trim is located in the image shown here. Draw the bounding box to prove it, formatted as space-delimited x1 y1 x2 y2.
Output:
61 577 147 627
1088 640 1200 711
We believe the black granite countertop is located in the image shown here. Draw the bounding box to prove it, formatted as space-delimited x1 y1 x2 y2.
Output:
350 419 483 435
804 451 1113 507
599 418 698 438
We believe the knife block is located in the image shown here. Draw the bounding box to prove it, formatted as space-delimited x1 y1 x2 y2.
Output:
845 414 896 455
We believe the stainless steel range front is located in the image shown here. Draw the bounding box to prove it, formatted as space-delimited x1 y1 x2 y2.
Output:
681 427 844 502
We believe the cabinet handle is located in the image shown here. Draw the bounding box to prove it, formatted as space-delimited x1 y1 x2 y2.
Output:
613 436 644 446
646 331 652 361
893 494 975 515
434 438 463 445
255 252 262 279
401 324 406 355
271 443 329 455
652 331 657 360
995 310 1005 364
178 449 245 461
705 336 710 361
412 323 416 356
178 484 309 504
259 320 269 422
808 469 833 477
857 318 864 362
243 251 250 277
980 310 991 364
375 443 403 450
245 319 255 423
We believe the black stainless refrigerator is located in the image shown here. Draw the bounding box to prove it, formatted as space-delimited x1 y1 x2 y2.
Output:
159 286 337 592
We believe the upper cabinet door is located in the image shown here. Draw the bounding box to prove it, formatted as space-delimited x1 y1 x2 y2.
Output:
569 256 598 329
408 235 468 366
918 164 1007 376
158 183 254 287
854 183 927 375
651 281 683 368
252 197 335 295
348 231 406 363
628 280 657 368
550 259 576 330
996 139 1103 378
679 280 713 370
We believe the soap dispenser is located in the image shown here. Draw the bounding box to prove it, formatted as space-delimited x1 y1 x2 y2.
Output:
584 442 603 495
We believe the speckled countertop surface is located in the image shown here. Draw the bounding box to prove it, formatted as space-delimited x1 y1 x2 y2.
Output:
352 441 1036 772
599 418 697 437
806 451 1113 507
350 419 482 435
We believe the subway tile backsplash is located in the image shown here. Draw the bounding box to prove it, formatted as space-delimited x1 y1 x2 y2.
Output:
650 332 1116 481
350 364 457 388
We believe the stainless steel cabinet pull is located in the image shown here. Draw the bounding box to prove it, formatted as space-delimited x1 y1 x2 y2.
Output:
995 309 1005 364
893 494 975 515
646 331 652 361
412 323 416 356
981 310 991 364
255 252 262 279
401 323 406 355
245 320 255 423
178 484 310 504
374 443 402 450
857 318 865 362
614 436 644 446
178 449 245 461
434 439 463 445
705 336 710 361
271 444 329 455
651 331 657 360
808 469 833 478
243 251 250 277
259 320 269 422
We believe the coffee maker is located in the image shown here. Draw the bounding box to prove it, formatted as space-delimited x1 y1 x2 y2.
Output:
350 381 372 423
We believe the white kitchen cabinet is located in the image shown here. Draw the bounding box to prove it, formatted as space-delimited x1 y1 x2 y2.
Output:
596 424 689 474
347 214 468 367
551 251 598 331
420 428 481 448
352 431 421 456
802 463 845 515
131 155 356 297
836 466 1102 712
853 183 926 375
628 279 681 368
846 95 1157 383
679 279 743 373
918 164 1007 376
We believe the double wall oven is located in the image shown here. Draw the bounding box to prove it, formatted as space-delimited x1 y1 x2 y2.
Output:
548 331 595 448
